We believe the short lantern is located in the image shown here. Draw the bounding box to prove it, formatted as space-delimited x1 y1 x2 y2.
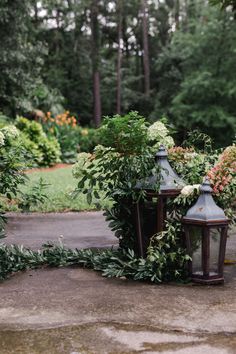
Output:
135 145 185 257
182 178 229 284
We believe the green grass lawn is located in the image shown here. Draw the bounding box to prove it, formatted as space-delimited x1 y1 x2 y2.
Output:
12 166 109 212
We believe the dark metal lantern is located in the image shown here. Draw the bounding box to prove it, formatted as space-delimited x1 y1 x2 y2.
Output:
135 145 185 257
182 178 229 285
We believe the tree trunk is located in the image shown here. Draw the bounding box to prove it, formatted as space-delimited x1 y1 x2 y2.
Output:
91 0 101 127
116 0 123 114
175 0 180 29
141 0 150 97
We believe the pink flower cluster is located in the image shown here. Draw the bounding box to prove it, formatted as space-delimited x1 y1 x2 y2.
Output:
208 146 236 194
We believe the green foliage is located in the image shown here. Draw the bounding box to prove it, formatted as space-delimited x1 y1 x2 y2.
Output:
0 0 45 116
73 114 191 280
16 117 61 166
0 113 12 129
0 240 189 283
183 130 213 153
98 112 148 154
19 133 44 166
18 178 50 212
78 128 99 153
155 6 236 147
31 84 65 116
73 113 167 249
0 125 27 236
0 244 45 280
210 0 236 13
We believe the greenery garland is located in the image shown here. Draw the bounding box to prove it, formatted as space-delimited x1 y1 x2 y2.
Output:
0 236 190 283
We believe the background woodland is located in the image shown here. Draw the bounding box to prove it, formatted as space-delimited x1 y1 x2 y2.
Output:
1 0 236 146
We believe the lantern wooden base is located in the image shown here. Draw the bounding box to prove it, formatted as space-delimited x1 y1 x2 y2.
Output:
191 275 224 285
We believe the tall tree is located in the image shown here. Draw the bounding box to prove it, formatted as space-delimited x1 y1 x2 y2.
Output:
141 0 150 97
175 0 180 29
0 0 43 117
91 0 102 126
116 0 123 114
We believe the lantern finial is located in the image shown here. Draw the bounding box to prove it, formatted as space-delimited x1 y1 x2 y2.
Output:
200 177 213 194
155 144 168 160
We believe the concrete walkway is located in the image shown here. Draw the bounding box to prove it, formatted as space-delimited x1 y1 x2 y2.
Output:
1 212 236 354
5 211 117 249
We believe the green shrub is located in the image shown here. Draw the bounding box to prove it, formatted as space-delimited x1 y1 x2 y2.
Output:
0 113 12 129
98 111 148 154
78 127 99 153
19 133 43 166
38 136 61 166
16 117 61 166
18 177 49 211
0 125 27 236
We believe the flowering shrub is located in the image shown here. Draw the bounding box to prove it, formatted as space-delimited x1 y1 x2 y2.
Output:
168 146 195 163
41 111 98 163
206 145 236 219
45 111 77 128
72 113 236 283
1 125 19 140
208 145 236 194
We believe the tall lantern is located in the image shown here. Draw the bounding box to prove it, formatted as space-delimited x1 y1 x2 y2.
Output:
182 178 229 284
135 145 185 257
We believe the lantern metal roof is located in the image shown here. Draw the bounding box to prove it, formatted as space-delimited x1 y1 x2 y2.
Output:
136 145 185 193
183 178 228 223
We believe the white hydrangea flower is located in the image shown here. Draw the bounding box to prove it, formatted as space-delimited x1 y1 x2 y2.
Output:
148 121 169 141
181 184 200 196
1 125 19 140
153 136 175 150
162 135 175 148
0 131 5 147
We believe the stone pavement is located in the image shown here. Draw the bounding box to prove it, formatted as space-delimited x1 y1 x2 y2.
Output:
5 211 117 249
1 211 236 354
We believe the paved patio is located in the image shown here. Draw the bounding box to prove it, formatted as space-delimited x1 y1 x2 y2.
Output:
1 211 236 354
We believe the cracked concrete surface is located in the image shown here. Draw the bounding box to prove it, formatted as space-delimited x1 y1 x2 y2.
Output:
1 211 236 354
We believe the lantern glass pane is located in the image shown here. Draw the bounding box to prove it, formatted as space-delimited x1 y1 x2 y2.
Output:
209 228 221 275
139 198 158 253
189 226 203 275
